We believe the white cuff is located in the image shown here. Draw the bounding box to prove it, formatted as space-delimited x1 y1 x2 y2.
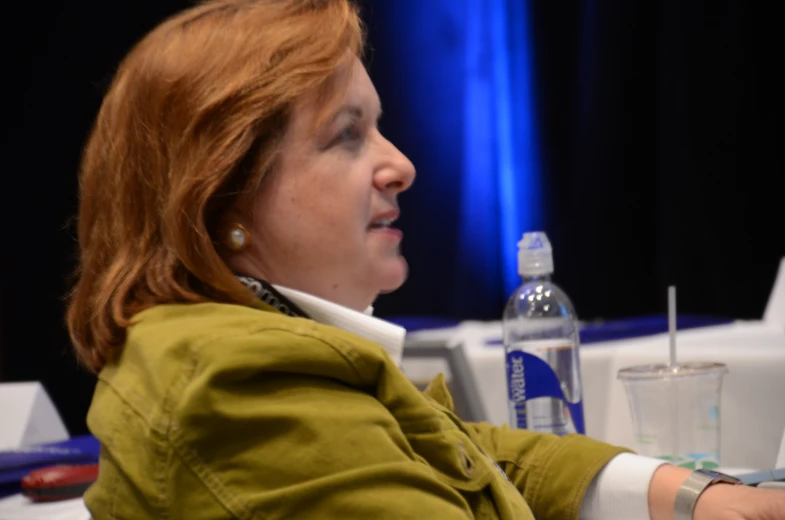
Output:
579 453 668 520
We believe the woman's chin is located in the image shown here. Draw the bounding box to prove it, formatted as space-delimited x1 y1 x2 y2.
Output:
376 256 408 294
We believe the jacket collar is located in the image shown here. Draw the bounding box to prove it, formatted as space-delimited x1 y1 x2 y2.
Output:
272 285 406 366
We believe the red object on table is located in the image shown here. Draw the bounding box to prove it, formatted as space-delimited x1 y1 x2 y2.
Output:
20 464 99 502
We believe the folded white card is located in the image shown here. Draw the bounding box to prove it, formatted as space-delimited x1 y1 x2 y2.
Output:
0 494 90 520
0 382 69 450
764 257 785 328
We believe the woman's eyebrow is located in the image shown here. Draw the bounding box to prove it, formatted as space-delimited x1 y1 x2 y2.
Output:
330 102 383 124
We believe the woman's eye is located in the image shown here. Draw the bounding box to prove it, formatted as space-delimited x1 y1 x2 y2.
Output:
335 126 361 144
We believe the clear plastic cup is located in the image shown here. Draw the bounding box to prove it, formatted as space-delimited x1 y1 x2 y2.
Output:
618 362 728 470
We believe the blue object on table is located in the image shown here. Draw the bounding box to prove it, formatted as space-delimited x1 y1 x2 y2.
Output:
577 314 733 345
483 314 733 346
387 316 462 333
0 435 100 499
387 314 733 346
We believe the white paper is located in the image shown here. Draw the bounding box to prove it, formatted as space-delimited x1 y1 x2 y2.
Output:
0 382 69 450
0 494 90 520
764 257 785 328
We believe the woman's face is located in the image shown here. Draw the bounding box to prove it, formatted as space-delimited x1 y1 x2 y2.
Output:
228 58 416 311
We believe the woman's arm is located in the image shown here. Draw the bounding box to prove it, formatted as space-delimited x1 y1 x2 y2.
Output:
172 369 477 519
463 420 630 519
424 373 631 519
649 464 785 520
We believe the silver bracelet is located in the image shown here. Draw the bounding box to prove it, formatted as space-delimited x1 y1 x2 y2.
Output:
674 469 742 520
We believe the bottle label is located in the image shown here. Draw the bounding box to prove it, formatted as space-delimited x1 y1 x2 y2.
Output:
506 350 585 434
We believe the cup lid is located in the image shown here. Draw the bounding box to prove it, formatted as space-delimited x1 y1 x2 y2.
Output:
617 362 728 380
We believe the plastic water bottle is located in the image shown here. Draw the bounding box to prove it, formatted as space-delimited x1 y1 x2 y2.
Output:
503 232 585 435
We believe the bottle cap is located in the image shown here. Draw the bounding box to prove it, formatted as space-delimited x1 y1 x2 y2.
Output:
518 232 554 276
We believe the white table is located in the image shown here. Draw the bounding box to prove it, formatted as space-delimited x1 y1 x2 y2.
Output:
403 320 785 470
0 494 89 520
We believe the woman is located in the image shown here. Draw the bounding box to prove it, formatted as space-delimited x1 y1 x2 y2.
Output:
67 0 784 518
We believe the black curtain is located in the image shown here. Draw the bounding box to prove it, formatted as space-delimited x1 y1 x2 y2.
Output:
2 2 191 436
526 0 784 321
2 0 783 435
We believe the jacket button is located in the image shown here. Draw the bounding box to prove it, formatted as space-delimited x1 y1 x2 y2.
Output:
458 441 474 476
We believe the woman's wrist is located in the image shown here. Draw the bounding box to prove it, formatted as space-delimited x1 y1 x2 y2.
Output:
648 464 694 520
648 464 785 520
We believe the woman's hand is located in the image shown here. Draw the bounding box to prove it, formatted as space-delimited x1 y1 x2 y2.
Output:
649 464 785 519
694 484 785 520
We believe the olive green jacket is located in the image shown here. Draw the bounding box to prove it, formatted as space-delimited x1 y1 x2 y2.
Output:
84 301 627 519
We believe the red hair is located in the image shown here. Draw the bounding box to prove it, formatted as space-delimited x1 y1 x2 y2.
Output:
67 0 364 373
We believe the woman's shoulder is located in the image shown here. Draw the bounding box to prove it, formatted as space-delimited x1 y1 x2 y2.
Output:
119 301 394 389
92 301 400 448
131 300 283 338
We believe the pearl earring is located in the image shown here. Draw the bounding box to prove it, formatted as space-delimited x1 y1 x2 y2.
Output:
225 224 250 252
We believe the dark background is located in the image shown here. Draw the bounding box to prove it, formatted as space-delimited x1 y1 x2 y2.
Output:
2 1 783 435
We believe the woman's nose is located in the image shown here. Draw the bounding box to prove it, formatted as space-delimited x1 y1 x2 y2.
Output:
374 135 416 193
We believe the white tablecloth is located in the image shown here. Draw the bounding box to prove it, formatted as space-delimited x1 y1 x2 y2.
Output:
403 320 785 470
0 494 89 520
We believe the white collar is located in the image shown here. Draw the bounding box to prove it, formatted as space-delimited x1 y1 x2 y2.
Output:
273 285 406 365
